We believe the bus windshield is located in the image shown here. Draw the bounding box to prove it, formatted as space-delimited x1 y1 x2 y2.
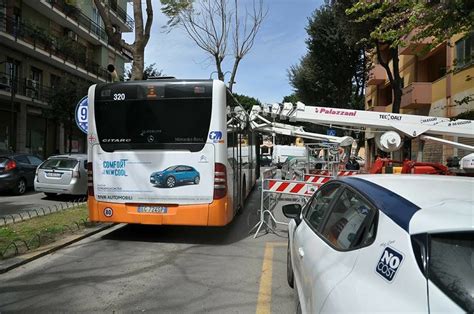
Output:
94 81 212 152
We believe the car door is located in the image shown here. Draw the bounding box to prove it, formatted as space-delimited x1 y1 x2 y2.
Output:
14 155 35 185
318 188 379 312
292 182 342 312
295 184 373 313
174 166 185 182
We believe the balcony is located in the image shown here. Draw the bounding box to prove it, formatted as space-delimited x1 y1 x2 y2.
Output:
401 82 432 109
107 0 134 30
367 64 386 85
399 30 433 56
367 106 388 112
0 71 53 105
27 0 133 58
0 13 109 82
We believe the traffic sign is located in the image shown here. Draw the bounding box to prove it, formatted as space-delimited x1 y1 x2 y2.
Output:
327 128 337 136
75 96 88 134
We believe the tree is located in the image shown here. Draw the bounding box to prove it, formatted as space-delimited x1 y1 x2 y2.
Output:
282 93 298 104
233 93 261 111
125 63 164 81
48 78 89 153
346 0 474 114
161 0 267 92
346 1 408 113
289 4 365 109
93 0 153 80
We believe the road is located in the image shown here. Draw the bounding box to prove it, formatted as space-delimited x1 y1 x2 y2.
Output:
0 184 296 313
0 190 86 216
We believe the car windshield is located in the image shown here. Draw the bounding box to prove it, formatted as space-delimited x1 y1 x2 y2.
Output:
165 166 178 171
40 158 78 170
428 232 473 312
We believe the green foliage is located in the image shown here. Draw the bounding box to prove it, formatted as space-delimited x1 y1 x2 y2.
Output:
347 1 474 51
233 93 261 111
282 93 299 104
289 4 365 109
454 109 474 120
125 63 164 81
48 78 89 152
160 0 193 26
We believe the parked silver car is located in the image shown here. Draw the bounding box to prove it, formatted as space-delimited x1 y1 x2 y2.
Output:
34 154 88 196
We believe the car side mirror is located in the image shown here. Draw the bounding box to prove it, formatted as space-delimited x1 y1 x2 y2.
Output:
282 204 302 224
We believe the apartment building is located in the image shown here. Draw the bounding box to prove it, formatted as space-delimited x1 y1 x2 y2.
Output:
365 32 474 165
0 0 133 158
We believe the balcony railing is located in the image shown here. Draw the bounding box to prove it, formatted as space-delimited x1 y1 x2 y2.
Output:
367 64 386 85
401 82 432 109
0 71 53 103
0 13 109 81
108 0 134 29
46 0 133 33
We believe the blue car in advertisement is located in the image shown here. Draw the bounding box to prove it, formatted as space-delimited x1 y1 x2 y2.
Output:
150 165 200 188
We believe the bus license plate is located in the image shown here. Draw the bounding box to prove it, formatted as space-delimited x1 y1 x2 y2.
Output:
137 205 168 213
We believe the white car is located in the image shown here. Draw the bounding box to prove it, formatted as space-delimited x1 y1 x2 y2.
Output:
34 154 88 197
283 175 473 313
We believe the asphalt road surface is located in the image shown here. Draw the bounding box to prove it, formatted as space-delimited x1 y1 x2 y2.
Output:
0 183 296 313
0 190 86 216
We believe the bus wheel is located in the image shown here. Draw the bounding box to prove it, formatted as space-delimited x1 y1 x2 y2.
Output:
194 176 200 184
166 176 176 188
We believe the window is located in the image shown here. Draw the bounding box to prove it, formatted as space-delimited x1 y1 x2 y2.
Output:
455 33 474 68
40 158 78 170
304 183 341 231
320 188 376 250
95 82 212 152
27 155 43 166
14 155 29 164
428 232 473 312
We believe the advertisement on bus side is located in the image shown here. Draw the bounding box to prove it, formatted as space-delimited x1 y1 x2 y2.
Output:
93 144 215 204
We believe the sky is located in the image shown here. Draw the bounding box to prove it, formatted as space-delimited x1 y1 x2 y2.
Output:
123 0 323 104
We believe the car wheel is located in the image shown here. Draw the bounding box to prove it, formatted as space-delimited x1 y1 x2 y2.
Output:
166 176 176 188
287 239 294 288
13 178 27 195
44 192 57 198
194 176 200 184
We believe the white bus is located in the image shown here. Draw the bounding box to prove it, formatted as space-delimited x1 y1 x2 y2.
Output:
87 79 257 226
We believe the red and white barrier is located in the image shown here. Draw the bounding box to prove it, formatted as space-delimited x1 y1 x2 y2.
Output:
267 179 321 196
309 170 359 176
304 174 332 185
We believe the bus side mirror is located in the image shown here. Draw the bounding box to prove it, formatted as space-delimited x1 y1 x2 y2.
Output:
282 204 302 224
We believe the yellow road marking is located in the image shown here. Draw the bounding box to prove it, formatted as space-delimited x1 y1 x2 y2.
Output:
256 242 286 314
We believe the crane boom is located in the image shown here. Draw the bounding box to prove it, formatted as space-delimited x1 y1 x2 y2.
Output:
262 102 474 138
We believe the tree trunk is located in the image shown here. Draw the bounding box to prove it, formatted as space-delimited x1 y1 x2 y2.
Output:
390 48 403 113
376 43 403 113
228 57 241 92
131 46 145 80
214 54 225 82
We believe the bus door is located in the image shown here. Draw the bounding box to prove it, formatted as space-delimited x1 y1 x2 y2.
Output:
228 130 241 213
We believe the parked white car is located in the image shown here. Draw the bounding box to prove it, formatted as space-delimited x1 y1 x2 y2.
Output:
283 175 473 313
34 154 88 197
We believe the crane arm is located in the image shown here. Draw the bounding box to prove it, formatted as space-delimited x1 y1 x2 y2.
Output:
262 102 474 139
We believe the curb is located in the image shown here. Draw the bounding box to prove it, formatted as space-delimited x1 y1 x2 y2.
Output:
0 223 115 274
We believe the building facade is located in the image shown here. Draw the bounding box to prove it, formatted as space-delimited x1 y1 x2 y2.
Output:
0 0 133 158
365 32 474 165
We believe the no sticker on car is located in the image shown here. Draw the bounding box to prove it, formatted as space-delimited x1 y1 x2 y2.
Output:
376 246 404 283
